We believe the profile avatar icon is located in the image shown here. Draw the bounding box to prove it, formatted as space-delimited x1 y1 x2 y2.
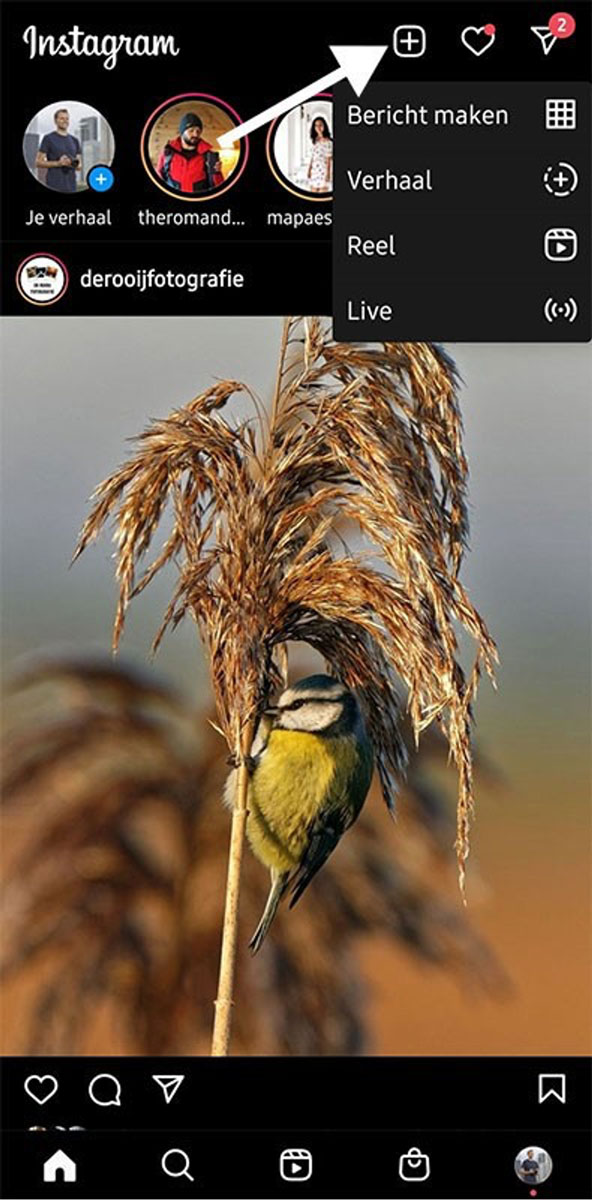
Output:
514 1145 553 1189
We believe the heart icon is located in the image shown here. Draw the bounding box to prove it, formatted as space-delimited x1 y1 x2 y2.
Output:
24 1074 59 1105
461 24 496 56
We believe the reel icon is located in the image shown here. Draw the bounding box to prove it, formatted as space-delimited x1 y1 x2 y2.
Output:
544 296 579 323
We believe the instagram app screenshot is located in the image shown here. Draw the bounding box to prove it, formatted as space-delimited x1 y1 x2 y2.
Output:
1 2 591 1197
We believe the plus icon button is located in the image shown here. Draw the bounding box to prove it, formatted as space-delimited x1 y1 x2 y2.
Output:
88 164 114 192
393 25 427 58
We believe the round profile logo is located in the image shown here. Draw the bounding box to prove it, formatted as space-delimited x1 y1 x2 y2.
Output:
140 93 248 201
16 253 69 306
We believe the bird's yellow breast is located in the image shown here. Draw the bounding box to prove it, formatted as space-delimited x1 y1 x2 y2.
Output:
246 729 359 873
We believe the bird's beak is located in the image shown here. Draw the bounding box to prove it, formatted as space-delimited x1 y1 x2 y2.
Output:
263 706 279 717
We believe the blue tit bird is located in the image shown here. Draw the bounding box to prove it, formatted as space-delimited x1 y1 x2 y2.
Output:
226 674 374 953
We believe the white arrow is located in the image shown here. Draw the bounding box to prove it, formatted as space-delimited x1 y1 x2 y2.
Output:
218 44 387 147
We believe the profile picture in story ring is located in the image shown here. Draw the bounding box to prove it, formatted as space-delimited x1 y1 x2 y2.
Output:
141 94 248 200
267 95 333 200
23 101 115 194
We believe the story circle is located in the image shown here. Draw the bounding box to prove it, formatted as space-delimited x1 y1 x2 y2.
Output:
267 95 333 201
140 93 248 201
22 101 115 194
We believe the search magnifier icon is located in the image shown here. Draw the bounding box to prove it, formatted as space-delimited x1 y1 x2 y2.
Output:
161 1148 195 1182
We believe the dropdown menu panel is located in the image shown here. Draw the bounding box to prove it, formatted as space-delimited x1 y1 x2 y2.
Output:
333 82 591 341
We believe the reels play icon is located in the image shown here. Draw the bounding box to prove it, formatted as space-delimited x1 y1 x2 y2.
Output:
544 228 578 261
280 1148 313 1181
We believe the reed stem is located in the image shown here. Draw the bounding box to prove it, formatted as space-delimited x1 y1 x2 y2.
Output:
211 720 255 1055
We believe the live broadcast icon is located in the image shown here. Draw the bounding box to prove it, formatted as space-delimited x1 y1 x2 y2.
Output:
538 1073 566 1104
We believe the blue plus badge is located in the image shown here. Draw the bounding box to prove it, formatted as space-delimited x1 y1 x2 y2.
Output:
88 165 114 192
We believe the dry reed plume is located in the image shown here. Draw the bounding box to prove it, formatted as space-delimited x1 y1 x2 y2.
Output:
72 318 497 1052
1 659 506 1055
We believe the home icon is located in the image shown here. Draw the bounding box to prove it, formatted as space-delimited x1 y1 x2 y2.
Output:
43 1149 77 1183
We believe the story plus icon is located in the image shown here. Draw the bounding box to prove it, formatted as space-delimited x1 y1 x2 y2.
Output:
543 161 579 196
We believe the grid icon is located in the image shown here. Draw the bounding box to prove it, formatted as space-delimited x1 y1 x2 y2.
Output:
545 99 577 130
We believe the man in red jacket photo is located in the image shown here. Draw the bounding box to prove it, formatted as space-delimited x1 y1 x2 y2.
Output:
157 112 224 195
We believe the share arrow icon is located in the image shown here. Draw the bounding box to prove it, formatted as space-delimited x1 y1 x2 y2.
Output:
152 1074 185 1104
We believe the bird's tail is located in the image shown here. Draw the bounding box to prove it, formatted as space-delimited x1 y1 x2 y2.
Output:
249 871 290 954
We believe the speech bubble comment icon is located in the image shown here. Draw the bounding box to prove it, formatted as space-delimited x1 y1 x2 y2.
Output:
88 1074 122 1106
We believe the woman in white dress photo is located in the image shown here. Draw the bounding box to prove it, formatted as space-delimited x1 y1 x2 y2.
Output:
307 116 332 193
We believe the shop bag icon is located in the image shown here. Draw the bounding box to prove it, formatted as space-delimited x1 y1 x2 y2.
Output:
399 1147 431 1182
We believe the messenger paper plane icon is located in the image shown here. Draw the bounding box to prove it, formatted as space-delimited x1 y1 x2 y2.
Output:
538 1073 566 1103
152 1074 185 1103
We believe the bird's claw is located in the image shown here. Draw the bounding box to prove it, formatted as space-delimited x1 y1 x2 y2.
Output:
226 752 256 773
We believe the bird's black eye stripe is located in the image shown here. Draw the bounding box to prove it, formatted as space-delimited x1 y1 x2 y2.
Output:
282 696 342 711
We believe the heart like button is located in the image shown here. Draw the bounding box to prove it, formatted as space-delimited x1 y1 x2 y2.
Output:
461 24 496 56
24 1074 59 1105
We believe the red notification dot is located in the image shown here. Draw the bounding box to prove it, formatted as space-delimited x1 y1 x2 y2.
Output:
549 12 576 37
484 23 496 35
